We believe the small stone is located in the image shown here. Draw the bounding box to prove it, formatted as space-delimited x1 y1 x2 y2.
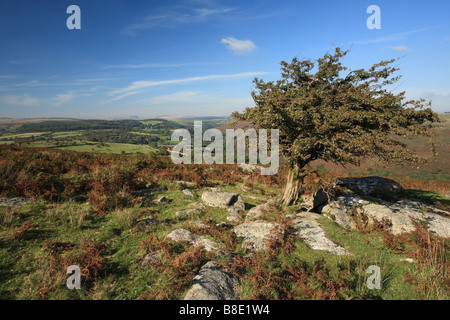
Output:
157 196 168 203
176 181 195 186
190 219 211 230
216 222 233 229
140 251 162 269
182 189 195 197
0 197 35 207
175 209 200 217
165 228 196 243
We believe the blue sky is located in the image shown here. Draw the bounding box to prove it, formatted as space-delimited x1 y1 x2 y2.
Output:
0 0 449 118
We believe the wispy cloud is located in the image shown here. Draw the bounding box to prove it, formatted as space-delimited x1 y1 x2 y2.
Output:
221 37 257 54
109 72 269 100
53 91 76 107
354 26 436 45
75 78 117 83
0 75 19 79
0 94 40 107
14 80 40 87
108 91 140 102
136 91 198 105
441 36 450 44
390 45 411 52
122 6 235 35
102 62 201 70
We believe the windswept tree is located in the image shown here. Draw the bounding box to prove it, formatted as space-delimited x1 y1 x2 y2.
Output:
232 48 439 205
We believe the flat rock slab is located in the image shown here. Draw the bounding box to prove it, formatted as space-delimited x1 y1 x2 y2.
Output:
233 220 283 251
165 228 222 252
291 213 349 255
201 191 245 213
184 261 239 300
322 195 450 237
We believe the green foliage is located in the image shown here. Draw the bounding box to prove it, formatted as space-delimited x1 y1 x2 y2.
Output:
232 48 439 204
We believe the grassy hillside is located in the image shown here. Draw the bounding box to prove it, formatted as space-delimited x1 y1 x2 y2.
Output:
0 145 449 300
311 113 450 182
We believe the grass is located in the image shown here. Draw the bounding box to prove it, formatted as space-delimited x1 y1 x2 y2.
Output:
57 142 156 154
404 189 450 213
1 181 447 300
0 132 49 139
0 144 448 300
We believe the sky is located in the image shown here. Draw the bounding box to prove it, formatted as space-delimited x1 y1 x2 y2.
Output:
0 0 449 118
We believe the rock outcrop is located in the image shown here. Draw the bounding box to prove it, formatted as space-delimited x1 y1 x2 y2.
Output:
233 220 283 251
202 191 245 223
299 188 329 213
321 194 450 237
335 176 404 201
201 191 245 213
165 228 222 252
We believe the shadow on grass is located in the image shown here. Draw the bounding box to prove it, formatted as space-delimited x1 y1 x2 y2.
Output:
405 189 450 213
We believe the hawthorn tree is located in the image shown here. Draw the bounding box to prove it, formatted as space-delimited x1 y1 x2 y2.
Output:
232 48 439 205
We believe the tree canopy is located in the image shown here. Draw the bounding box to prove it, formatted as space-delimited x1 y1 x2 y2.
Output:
232 47 439 205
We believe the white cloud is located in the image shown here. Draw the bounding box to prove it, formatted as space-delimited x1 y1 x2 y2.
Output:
109 72 269 100
403 89 450 113
53 91 75 107
0 94 40 107
221 37 256 53
390 45 411 52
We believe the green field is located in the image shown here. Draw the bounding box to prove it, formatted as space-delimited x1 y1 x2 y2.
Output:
58 142 156 154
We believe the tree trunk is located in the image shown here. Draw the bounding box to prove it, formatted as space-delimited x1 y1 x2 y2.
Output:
281 162 304 206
